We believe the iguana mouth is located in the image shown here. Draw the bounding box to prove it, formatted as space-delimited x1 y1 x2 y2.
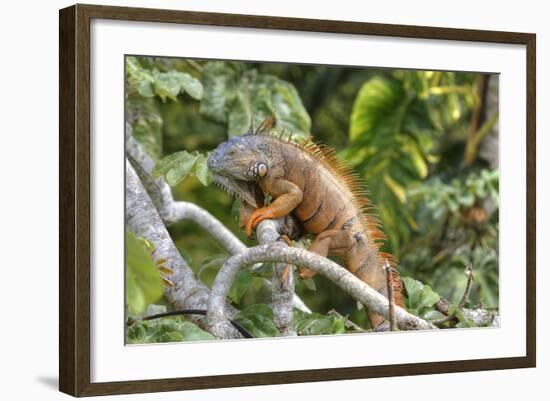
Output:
212 174 263 208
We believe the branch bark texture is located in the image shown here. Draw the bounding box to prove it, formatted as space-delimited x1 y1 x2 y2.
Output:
256 220 297 336
126 125 310 313
126 160 237 330
208 243 436 338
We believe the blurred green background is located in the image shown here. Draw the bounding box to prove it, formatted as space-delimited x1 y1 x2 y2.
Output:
125 56 499 340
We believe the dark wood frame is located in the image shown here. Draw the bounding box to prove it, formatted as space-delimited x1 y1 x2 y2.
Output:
59 3 536 397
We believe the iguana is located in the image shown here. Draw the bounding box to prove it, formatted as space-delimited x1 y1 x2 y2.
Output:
207 119 404 329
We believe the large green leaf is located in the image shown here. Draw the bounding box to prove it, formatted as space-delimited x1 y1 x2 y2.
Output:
200 61 311 138
350 77 405 142
152 150 213 187
199 61 244 123
125 230 164 315
347 74 455 252
402 277 441 317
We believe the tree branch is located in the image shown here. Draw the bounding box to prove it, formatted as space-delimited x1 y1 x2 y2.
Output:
384 259 397 331
435 297 500 327
125 125 311 313
126 159 238 332
208 243 437 339
256 220 297 336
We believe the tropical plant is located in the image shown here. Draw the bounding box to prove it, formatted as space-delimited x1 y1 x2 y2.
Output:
125 56 499 341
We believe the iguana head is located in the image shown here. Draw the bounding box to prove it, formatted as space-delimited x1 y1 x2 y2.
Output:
207 135 270 208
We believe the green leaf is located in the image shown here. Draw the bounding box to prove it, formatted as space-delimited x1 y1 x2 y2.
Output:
448 304 474 328
350 77 404 142
293 309 346 336
137 80 155 98
200 61 311 137
173 71 203 100
254 74 311 137
228 271 252 304
153 151 200 186
402 277 440 314
193 154 214 186
125 230 164 314
200 61 244 123
234 304 279 337
127 317 215 343
196 255 227 288
152 70 181 101
126 98 163 160
228 91 252 136
178 321 216 341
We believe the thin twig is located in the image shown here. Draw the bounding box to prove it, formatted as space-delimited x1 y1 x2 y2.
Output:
384 259 397 331
458 263 474 308
433 263 478 328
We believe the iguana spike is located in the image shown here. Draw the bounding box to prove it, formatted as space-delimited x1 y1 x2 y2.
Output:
246 116 255 135
255 116 276 135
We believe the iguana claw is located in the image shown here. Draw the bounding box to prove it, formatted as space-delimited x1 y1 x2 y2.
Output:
245 206 275 237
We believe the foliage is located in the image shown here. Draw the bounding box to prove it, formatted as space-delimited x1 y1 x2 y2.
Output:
345 71 481 253
200 61 311 139
125 230 164 315
125 56 499 342
153 150 213 186
293 309 346 336
234 304 279 338
127 306 215 343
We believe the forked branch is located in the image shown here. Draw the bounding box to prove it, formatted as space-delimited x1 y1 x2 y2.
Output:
208 243 437 339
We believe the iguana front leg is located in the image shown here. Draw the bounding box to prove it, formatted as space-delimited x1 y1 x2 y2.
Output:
245 178 303 237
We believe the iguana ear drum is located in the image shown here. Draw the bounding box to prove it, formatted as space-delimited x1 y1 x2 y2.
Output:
257 162 268 177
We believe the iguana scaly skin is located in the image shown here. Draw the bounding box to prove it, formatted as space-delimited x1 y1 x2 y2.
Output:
207 120 404 329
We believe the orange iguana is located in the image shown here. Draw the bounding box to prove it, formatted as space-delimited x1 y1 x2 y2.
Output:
207 119 404 329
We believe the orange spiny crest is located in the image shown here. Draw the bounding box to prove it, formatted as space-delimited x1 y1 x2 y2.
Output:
294 136 396 260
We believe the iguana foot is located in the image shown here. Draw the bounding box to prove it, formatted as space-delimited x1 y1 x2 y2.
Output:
245 206 276 237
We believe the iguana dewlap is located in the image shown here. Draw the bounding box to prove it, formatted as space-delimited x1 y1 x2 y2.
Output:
207 121 404 329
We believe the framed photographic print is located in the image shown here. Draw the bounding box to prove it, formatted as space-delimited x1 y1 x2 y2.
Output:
59 4 536 397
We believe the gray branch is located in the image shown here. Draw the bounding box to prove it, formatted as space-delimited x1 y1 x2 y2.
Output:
435 298 500 327
125 126 245 255
256 220 297 336
126 159 237 331
208 243 437 339
125 125 311 313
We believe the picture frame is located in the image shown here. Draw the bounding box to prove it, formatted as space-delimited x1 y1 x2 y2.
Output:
59 3 536 397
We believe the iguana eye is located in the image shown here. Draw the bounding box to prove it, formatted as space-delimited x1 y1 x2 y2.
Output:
256 162 268 178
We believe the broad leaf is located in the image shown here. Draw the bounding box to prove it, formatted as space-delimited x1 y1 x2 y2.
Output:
402 276 441 315
234 304 279 337
228 271 252 304
293 309 346 335
125 230 164 314
200 61 311 138
153 151 213 187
